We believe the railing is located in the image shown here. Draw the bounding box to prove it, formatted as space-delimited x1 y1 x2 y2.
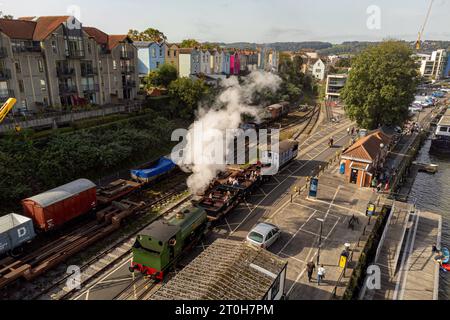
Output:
12 46 42 53
81 84 100 93
0 47 7 58
56 68 75 77
0 68 11 80
123 80 137 88
0 101 143 133
65 49 85 59
121 66 135 74
58 84 78 94
120 51 135 60
81 67 98 76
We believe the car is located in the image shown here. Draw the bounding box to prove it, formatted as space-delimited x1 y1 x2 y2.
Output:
246 222 281 249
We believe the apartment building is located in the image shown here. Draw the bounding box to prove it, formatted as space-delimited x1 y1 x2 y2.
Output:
0 16 139 110
325 74 348 103
417 49 448 80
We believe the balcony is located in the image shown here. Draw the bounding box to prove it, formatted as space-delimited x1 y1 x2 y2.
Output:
0 47 7 59
12 45 42 53
0 68 12 81
65 49 85 59
120 51 135 60
56 67 75 78
122 80 136 88
59 84 78 95
0 89 14 103
81 67 98 77
121 65 135 74
81 84 100 93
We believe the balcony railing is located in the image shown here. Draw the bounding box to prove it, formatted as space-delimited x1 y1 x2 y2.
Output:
122 80 136 88
0 68 12 81
121 65 135 74
0 89 14 102
81 67 98 77
81 84 100 93
56 67 75 78
0 47 7 58
120 51 135 60
59 84 78 95
65 49 85 59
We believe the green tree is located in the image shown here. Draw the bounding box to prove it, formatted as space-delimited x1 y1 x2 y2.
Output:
168 78 209 119
128 28 166 42
153 64 178 87
180 39 201 48
341 41 419 129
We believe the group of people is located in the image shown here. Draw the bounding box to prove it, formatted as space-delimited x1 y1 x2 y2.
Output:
371 167 396 193
306 261 327 286
227 176 241 187
347 127 359 137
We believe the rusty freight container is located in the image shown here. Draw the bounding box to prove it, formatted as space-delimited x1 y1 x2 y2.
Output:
22 179 97 231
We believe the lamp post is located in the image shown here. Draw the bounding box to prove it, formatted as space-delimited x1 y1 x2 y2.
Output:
316 218 325 266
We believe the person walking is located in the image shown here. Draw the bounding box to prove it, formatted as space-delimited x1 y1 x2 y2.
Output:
306 261 316 282
347 127 351 136
317 265 326 286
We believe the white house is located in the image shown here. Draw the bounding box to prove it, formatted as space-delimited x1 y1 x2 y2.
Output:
311 58 326 81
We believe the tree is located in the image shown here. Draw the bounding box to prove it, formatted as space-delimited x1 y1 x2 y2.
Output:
341 41 419 130
128 28 166 42
144 64 178 88
168 78 209 119
180 39 200 48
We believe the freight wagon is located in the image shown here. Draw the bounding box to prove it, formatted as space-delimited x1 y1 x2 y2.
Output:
22 179 97 231
0 213 36 256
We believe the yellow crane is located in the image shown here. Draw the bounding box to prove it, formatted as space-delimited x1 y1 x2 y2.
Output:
415 0 435 51
0 98 21 132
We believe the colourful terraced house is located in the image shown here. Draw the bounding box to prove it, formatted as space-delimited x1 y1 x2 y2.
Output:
135 41 167 75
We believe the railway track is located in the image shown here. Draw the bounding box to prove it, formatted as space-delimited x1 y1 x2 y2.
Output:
293 105 321 140
29 187 190 300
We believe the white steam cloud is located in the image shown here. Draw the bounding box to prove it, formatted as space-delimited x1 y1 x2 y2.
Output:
178 70 281 194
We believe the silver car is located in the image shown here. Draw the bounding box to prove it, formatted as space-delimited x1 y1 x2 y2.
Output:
246 223 281 249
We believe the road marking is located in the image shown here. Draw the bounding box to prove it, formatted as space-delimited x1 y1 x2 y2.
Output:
279 253 307 264
99 277 134 285
306 197 366 216
278 211 317 255
289 202 342 220
224 218 233 233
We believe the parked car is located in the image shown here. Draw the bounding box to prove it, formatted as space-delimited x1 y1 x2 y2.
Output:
246 222 281 249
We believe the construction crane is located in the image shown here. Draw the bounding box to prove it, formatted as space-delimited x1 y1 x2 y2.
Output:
0 98 21 132
415 0 435 51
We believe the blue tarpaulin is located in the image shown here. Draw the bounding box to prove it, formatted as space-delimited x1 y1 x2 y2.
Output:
131 157 176 180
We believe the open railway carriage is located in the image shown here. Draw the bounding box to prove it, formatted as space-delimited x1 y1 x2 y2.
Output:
130 205 208 280
195 185 241 221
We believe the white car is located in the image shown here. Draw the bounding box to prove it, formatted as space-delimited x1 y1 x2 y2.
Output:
246 223 281 249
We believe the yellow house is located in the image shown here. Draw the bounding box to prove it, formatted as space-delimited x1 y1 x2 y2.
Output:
165 43 179 74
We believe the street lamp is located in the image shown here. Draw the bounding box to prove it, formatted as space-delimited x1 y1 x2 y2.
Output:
316 218 325 266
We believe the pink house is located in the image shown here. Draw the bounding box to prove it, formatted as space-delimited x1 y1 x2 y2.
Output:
229 52 241 75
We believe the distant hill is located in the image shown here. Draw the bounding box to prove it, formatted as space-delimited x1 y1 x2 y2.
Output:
202 40 449 56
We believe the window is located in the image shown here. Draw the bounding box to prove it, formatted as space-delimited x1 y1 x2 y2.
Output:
439 127 448 132
248 232 264 244
173 50 177 57
40 79 46 91
87 43 92 54
38 59 44 72
18 80 24 93
113 60 117 70
15 61 21 73
159 47 163 57
270 273 281 300
51 40 58 54
152 48 156 58
156 61 160 68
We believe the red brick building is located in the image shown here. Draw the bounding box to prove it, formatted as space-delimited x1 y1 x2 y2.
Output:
341 130 392 188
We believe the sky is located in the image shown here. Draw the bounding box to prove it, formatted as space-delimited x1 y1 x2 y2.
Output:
1 0 450 43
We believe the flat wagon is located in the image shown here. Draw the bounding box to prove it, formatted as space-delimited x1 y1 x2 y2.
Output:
22 179 97 231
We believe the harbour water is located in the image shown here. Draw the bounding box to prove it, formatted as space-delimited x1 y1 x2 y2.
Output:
409 136 450 300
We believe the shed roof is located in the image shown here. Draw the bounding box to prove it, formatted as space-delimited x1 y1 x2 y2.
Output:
151 239 287 300
342 130 391 162
23 179 96 208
